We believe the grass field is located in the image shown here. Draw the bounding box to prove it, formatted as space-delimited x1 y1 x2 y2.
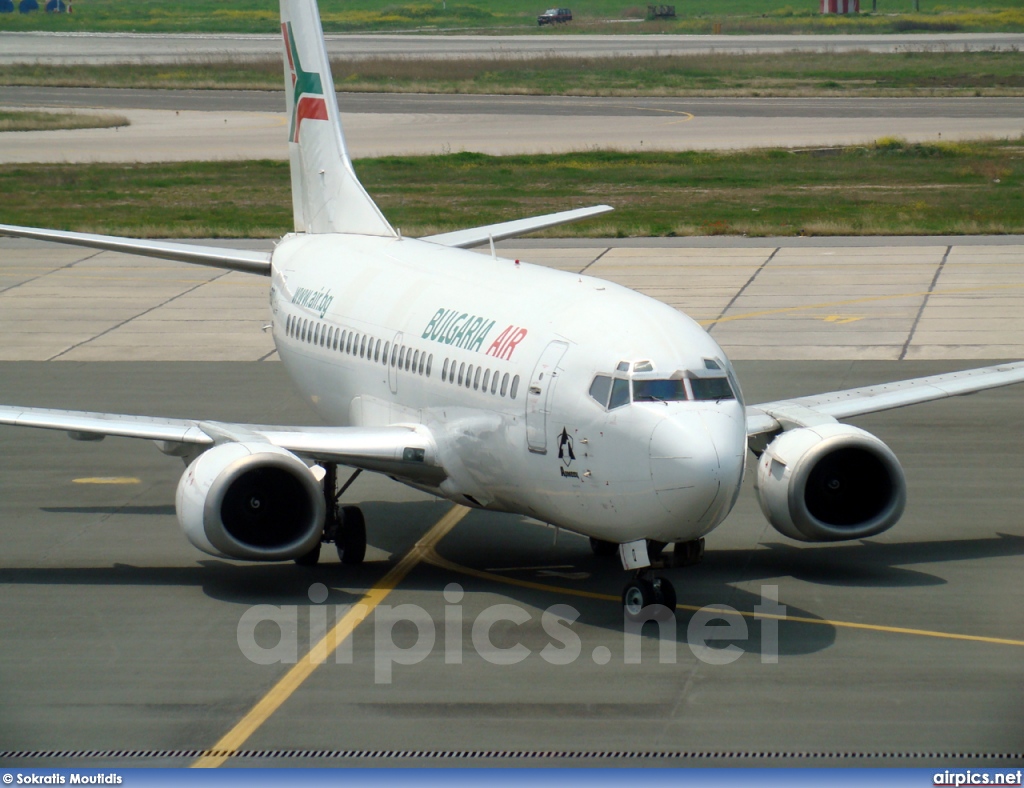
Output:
2 138 1020 238
1 0 1023 33
3 50 1022 96
0 109 128 131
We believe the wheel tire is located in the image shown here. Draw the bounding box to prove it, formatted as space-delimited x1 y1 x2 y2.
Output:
621 578 655 623
336 505 366 565
294 542 321 566
652 577 677 619
589 537 618 558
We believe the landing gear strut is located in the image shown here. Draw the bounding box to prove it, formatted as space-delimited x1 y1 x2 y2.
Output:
617 537 689 622
294 464 367 566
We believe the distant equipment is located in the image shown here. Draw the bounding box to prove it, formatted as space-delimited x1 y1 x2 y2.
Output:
45 0 65 10
647 4 676 18
537 7 571 25
19 0 38 12
820 0 859 12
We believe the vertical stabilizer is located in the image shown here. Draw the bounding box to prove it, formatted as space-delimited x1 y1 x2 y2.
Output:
280 0 395 236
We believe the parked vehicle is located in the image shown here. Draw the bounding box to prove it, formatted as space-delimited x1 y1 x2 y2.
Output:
537 7 571 24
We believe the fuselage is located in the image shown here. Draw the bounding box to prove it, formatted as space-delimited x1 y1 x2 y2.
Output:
270 232 747 546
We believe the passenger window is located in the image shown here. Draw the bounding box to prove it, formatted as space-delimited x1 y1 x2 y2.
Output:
510 374 520 399
589 375 612 408
301 319 308 342
374 339 381 362
346 333 353 354
426 354 433 377
413 350 420 374
383 341 390 364
458 362 466 385
405 348 412 371
314 324 320 344
482 369 491 392
609 378 630 409
399 346 406 368
443 358 450 381
466 364 474 388
491 371 499 395
360 336 367 358
473 367 481 390
391 344 398 367
500 372 509 397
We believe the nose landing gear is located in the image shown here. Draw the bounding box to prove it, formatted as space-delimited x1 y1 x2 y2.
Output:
616 538 704 622
294 464 367 566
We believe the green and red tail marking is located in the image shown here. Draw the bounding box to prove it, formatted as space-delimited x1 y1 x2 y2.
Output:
282 21 328 143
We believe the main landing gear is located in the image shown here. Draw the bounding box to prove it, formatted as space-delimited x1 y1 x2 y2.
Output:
294 464 367 567
604 537 705 623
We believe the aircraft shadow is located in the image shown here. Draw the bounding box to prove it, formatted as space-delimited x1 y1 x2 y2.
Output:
9 501 1024 660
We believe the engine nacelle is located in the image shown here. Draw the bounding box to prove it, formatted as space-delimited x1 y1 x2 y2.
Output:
175 442 325 561
754 423 906 542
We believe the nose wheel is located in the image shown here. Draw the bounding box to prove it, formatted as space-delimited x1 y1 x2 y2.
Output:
622 572 676 622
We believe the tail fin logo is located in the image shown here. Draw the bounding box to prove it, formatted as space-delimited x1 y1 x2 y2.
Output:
282 21 328 143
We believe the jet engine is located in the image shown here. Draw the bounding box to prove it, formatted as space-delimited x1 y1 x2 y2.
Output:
175 442 325 560
753 423 906 542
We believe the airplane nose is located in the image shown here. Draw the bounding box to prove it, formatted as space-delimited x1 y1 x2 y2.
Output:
649 409 746 532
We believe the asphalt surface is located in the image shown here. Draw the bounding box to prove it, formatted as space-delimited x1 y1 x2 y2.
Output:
2 31 1023 64
4 87 1024 119
0 360 1022 766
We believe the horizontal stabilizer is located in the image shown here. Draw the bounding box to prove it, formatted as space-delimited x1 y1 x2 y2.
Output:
421 205 614 249
0 224 272 276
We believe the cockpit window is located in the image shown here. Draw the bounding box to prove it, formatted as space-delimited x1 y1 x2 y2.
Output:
690 376 735 401
589 375 612 407
633 378 688 402
609 378 631 409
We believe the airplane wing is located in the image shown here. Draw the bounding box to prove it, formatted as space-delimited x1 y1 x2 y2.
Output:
746 360 1024 437
421 205 614 249
0 224 272 275
0 405 441 481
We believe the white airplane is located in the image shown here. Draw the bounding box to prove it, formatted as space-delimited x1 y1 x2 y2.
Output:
3 0 1024 621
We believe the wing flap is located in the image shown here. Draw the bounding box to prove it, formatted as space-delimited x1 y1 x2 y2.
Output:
747 360 1024 436
421 205 614 249
0 224 272 275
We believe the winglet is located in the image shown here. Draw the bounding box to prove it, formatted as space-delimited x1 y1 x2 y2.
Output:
280 0 395 237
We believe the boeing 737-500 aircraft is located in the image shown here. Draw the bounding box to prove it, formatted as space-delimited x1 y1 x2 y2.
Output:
2 0 1024 620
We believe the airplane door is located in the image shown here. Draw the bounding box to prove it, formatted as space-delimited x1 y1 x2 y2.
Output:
525 340 569 454
389 331 402 394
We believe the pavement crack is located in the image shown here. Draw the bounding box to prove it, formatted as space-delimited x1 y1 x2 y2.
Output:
47 269 232 361
0 249 102 296
706 246 779 334
899 244 951 361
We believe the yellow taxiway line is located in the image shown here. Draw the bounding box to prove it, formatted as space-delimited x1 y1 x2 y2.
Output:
191 504 470 768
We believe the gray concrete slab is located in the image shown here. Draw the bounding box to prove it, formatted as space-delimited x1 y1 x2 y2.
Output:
4 237 1024 361
0 360 1021 766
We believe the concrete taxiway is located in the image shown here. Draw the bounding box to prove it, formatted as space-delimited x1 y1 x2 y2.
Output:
0 360 1021 766
4 236 1024 362
3 91 1024 161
